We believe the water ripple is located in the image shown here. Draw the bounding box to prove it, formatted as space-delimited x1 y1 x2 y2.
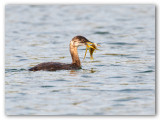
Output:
108 42 137 45
118 89 154 92
114 97 140 102
137 70 154 73
41 85 55 88
94 31 110 35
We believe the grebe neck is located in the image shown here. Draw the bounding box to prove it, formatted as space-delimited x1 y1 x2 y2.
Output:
70 44 81 67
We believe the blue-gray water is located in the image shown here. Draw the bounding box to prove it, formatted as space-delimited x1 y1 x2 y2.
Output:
5 5 155 115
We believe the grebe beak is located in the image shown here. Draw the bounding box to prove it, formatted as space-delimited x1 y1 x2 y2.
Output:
86 41 93 44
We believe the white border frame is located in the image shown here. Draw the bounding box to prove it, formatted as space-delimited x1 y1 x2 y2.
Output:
1 0 159 120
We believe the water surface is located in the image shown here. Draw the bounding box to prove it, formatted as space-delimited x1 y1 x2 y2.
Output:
5 5 155 115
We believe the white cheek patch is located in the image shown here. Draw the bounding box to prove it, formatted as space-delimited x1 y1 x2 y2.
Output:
74 42 79 47
70 40 79 47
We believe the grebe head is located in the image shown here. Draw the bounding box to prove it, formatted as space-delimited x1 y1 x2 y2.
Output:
70 35 93 47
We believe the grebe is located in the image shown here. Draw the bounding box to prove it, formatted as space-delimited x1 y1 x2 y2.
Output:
29 36 94 71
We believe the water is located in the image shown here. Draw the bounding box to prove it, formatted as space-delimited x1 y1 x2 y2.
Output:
5 5 155 115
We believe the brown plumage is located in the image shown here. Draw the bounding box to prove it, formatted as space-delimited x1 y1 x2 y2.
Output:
29 35 92 71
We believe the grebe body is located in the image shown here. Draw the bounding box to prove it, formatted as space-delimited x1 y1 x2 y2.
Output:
29 36 92 71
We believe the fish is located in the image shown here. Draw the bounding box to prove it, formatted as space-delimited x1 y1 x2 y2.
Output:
83 42 99 60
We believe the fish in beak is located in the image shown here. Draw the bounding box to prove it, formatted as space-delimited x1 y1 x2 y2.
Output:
83 42 100 60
